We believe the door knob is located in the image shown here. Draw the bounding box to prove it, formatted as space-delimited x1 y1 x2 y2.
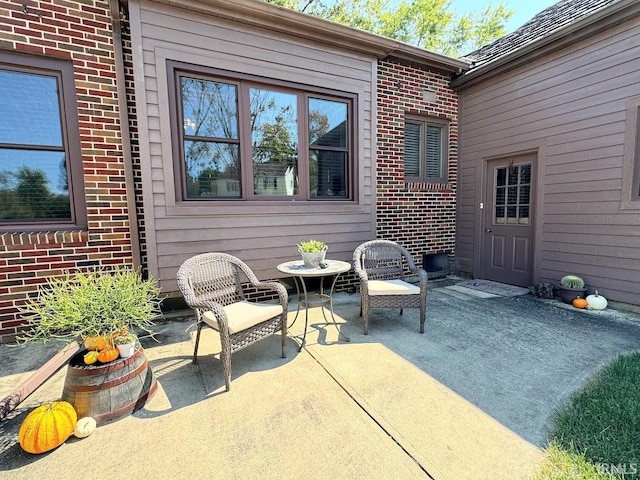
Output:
485 228 492 233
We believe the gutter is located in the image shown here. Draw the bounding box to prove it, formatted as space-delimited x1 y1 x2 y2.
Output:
110 0 141 268
452 0 640 89
137 0 469 73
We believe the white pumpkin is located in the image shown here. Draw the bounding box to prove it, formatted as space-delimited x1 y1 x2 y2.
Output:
586 291 608 310
73 417 97 438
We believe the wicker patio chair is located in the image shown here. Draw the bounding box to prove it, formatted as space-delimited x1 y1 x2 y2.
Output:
176 252 288 391
353 240 427 335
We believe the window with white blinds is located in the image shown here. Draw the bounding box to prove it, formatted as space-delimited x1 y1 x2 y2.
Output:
404 116 448 183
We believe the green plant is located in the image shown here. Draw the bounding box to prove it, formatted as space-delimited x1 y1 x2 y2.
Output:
561 275 585 289
113 332 138 345
297 239 327 253
18 267 162 344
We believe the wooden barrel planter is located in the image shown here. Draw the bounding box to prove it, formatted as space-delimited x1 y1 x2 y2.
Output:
61 345 157 424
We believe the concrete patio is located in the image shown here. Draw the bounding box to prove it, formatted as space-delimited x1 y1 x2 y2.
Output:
1 277 640 480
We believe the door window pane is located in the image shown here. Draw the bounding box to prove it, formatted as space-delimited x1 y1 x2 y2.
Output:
494 164 532 225
250 89 298 196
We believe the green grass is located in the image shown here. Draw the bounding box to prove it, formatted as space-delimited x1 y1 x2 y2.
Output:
532 441 620 480
535 352 640 480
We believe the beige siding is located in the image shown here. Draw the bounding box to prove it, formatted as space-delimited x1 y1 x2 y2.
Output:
457 17 640 304
129 0 376 291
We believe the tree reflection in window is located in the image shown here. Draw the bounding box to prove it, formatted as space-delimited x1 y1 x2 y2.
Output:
181 78 240 198
0 69 72 222
175 70 352 201
250 88 298 196
309 98 348 198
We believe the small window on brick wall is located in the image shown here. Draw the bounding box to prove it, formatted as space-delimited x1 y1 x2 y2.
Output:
0 52 86 231
404 115 449 183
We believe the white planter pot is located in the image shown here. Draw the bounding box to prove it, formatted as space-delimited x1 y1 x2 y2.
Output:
116 341 136 359
299 247 327 268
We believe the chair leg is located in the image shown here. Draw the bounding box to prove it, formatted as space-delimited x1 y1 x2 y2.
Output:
192 322 203 364
419 305 426 334
221 346 232 392
363 302 369 335
281 315 287 358
400 308 404 315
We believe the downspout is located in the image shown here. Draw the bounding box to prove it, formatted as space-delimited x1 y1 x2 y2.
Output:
109 0 141 268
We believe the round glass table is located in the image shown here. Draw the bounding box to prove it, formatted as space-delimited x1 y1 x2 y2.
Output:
277 259 351 351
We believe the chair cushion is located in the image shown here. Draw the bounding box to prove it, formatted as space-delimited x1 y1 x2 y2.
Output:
202 301 283 334
368 279 421 296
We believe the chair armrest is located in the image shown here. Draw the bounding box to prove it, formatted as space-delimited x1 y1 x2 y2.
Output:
186 300 231 333
253 281 289 310
415 268 428 289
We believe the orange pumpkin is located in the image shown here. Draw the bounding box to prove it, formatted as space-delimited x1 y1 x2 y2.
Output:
18 401 77 454
572 297 588 309
97 345 119 363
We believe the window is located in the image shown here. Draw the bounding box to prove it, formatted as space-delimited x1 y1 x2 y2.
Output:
0 52 85 230
494 164 531 225
170 63 354 201
404 116 449 183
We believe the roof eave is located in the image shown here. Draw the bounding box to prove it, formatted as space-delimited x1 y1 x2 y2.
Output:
135 0 469 73
451 0 640 89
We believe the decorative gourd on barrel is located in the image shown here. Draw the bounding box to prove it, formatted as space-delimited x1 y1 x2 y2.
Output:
18 267 163 424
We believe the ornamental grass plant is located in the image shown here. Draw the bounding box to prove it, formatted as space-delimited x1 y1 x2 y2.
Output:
19 267 162 345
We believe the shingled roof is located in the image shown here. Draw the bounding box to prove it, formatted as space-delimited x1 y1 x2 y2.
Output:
463 0 621 69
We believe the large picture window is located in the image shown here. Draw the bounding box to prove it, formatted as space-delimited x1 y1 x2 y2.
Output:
0 53 85 230
404 116 449 183
170 64 354 201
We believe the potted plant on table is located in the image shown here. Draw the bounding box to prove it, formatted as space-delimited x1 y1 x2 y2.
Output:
18 267 163 423
297 239 328 268
558 275 588 304
113 332 138 359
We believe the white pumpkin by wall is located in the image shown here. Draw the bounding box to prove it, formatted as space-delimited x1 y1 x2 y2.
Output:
586 291 608 310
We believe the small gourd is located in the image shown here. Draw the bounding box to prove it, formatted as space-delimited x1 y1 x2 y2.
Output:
97 345 119 363
18 401 77 454
83 350 99 365
73 417 97 438
84 335 109 351
572 297 588 309
586 291 608 310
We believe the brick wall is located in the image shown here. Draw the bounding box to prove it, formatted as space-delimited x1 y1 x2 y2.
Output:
376 60 458 269
0 0 134 343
